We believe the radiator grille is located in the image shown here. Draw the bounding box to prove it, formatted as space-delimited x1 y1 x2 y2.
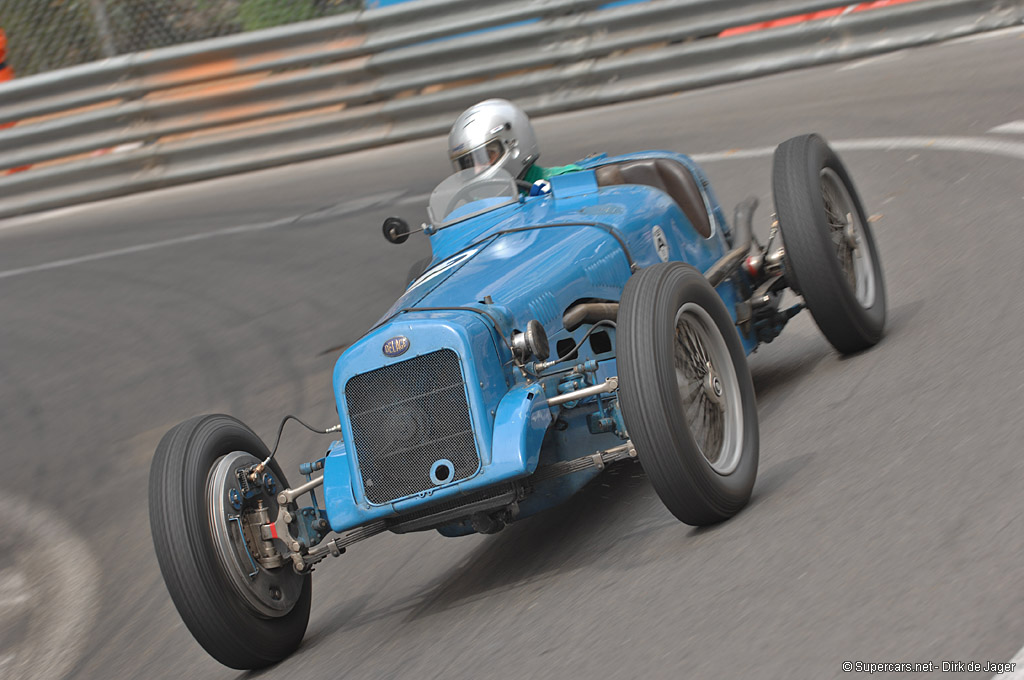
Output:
346 349 479 505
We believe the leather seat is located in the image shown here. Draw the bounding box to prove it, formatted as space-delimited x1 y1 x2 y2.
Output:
595 159 712 238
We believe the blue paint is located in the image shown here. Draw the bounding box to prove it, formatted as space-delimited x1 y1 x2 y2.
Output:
599 0 648 8
549 169 599 199
362 0 654 55
294 505 330 550
325 312 546 532
489 383 551 476
429 459 455 485
298 457 325 476
516 406 624 521
322 149 760 536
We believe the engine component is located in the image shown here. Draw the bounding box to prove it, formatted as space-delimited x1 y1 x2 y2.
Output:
511 319 550 362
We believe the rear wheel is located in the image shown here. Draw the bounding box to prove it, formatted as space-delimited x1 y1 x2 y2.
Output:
149 414 311 669
772 134 886 353
618 262 759 526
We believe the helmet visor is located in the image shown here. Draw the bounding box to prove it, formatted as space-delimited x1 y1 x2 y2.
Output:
451 140 505 174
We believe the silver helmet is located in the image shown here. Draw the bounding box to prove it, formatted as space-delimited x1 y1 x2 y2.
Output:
447 99 539 180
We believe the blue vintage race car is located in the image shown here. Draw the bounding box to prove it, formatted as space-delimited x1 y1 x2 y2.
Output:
149 134 885 669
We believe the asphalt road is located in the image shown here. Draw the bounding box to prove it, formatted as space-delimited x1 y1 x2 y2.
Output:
1 26 1023 680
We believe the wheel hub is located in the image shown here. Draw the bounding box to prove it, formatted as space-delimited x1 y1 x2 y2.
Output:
673 303 744 475
206 451 304 618
844 214 860 250
703 364 725 408
820 166 877 308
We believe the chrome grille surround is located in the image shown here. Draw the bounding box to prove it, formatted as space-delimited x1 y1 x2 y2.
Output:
345 349 480 505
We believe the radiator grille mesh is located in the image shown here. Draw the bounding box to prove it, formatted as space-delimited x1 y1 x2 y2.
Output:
346 349 479 505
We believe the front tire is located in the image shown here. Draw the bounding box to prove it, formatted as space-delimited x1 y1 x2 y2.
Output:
148 414 311 670
618 263 759 526
772 134 886 353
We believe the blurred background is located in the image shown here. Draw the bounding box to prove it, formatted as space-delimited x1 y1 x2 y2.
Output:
1 2 1023 679
1 0 375 76
5 0 1018 221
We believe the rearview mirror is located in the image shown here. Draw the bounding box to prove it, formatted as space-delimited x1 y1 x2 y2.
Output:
382 217 410 244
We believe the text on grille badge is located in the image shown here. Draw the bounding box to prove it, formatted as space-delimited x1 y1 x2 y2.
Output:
382 335 410 357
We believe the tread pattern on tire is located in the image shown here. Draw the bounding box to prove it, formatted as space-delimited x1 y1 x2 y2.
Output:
772 134 886 354
618 262 759 526
149 414 311 670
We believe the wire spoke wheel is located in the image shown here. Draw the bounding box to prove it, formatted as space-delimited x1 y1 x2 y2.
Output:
772 134 886 354
618 262 759 526
820 167 876 308
673 303 742 474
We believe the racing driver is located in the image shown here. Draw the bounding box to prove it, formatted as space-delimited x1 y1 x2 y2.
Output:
447 98 581 186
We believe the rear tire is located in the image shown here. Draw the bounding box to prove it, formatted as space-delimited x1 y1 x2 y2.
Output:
149 414 311 669
772 134 886 353
618 263 759 526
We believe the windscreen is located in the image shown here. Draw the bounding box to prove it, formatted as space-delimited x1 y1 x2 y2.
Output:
427 168 518 227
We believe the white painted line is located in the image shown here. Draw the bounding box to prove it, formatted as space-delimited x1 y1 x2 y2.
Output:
0 218 292 280
991 643 1024 679
943 25 1024 46
834 137 1024 160
838 50 908 71
691 136 1024 163
2 136 1024 282
989 120 1024 136
0 189 405 281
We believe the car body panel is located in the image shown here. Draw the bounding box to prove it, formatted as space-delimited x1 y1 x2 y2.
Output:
325 154 756 534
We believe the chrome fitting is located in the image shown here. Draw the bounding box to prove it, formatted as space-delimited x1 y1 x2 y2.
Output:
547 376 619 407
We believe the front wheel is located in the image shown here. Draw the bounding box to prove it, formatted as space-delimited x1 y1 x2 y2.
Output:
772 134 886 354
618 262 759 526
148 414 311 670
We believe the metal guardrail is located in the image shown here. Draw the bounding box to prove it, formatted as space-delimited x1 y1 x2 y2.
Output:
0 0 1021 219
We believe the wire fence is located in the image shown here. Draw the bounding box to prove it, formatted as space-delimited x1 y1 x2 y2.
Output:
0 0 363 77
1 0 1020 219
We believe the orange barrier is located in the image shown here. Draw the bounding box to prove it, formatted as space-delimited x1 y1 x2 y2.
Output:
1 0 1016 219
0 29 12 86
1 29 31 174
720 0 925 37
